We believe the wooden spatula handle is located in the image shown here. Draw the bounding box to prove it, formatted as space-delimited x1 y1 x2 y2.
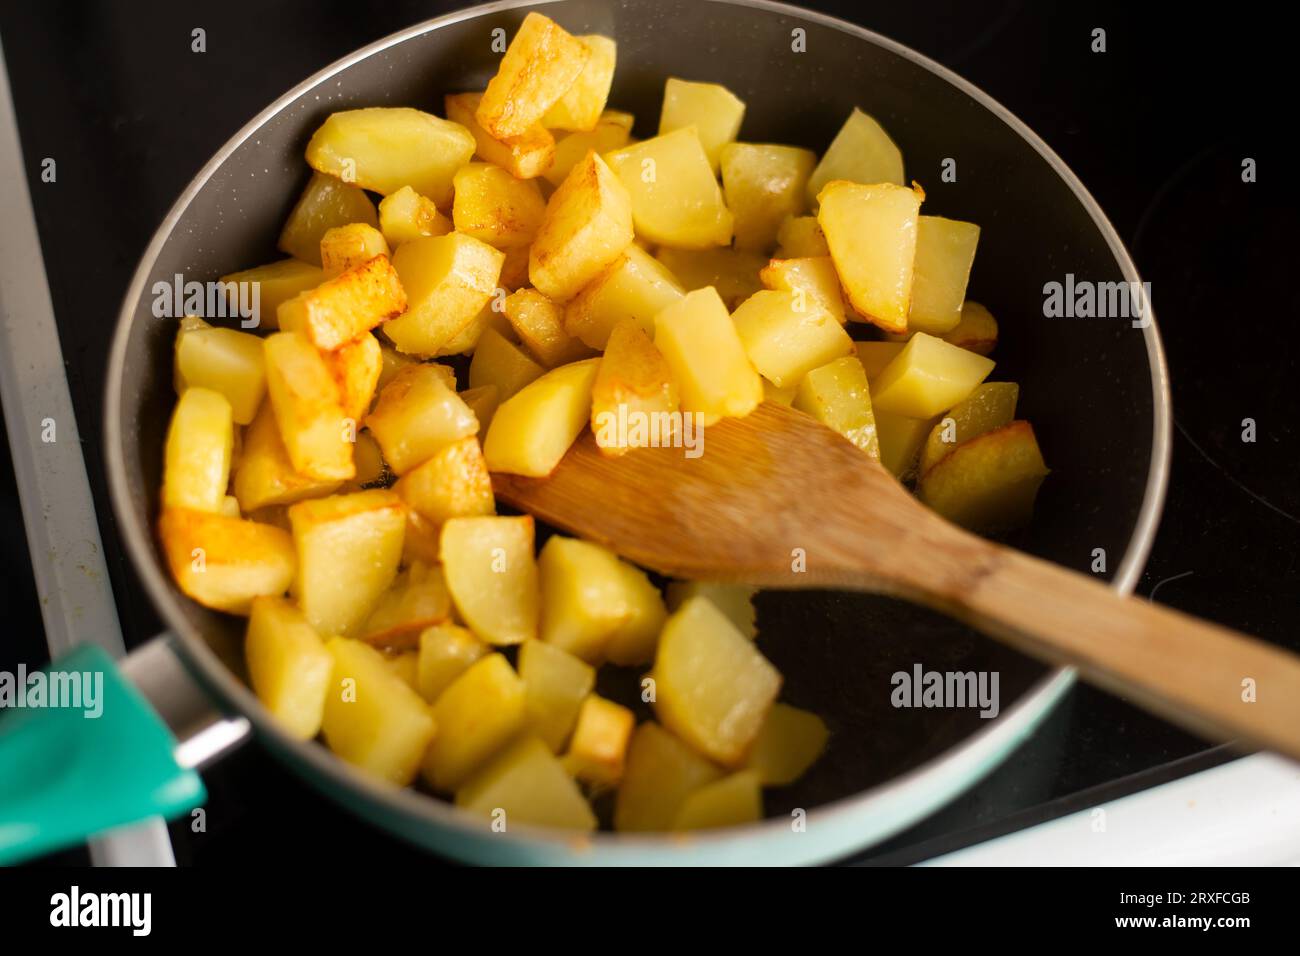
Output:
942 542 1300 760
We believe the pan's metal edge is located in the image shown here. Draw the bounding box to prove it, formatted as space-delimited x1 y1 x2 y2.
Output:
104 0 1173 864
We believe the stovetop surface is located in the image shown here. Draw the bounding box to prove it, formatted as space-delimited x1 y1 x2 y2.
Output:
0 0 1293 865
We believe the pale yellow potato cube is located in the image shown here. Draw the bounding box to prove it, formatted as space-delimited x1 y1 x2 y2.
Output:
482 358 599 477
600 563 670 668
459 384 501 431
305 107 475 207
376 343 417 392
671 770 763 831
943 300 999 356
322 331 382 422
870 331 995 418
806 107 905 204
544 110 634 186
653 287 762 426
163 387 234 513
468 325 546 400
605 128 733 248
416 623 488 703
732 289 854 388
541 34 616 131
658 78 746 173
173 327 266 425
502 288 592 367
665 580 757 639
759 256 847 324
288 489 406 636
233 402 343 512
385 650 420 692
919 381 1019 476
263 331 354 481
763 380 796 405
319 222 390 277
817 180 922 333
393 435 494 527
321 637 436 786
563 694 635 789
590 319 680 457
855 341 906 381
383 233 505 356
909 216 981 335
278 254 407 351
745 703 829 785
775 214 830 258
794 355 880 458
365 364 479 475
614 722 723 833
654 246 765 310
529 150 634 301
519 639 595 752
875 409 937 480
245 596 333 740
918 420 1049 533
424 653 527 791
564 243 684 349
356 561 454 650
377 186 451 248
476 12 590 139
452 162 546 248
439 515 538 645
218 259 325 330
158 508 295 614
445 91 555 181
652 596 782 766
720 143 816 251
456 735 596 831
278 172 378 266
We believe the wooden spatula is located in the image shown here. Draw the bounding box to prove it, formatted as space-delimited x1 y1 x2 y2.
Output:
494 401 1300 760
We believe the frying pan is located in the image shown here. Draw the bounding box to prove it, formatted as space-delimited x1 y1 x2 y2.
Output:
1 0 1170 865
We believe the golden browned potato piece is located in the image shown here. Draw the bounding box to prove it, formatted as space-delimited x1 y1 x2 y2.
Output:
159 507 296 614
476 12 590 139
277 255 406 352
319 223 390 276
502 288 592 367
218 259 325 331
917 420 1049 533
541 34 616 132
943 300 999 355
377 186 452 248
262 331 355 481
323 332 382 422
590 319 679 457
364 364 479 476
383 233 504 357
445 92 555 181
278 172 378 266
233 402 343 513
356 561 454 650
392 435 495 527
451 162 547 249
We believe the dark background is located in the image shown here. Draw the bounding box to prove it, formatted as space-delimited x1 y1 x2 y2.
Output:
0 0 1293 864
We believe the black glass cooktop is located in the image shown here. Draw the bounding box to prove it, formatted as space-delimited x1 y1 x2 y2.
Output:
0 0 1292 865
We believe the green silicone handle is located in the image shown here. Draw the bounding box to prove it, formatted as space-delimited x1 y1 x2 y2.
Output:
0 644 205 864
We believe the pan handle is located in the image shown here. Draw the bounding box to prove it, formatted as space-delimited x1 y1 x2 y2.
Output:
0 635 249 864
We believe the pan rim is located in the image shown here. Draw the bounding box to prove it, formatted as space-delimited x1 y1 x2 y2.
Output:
104 0 1172 861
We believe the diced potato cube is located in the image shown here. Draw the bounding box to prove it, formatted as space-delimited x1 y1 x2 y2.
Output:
323 331 382 421
545 110 633 186
776 214 829 258
468 326 546 400
385 650 420 692
445 91 556 180
614 722 723 832
378 186 451 248
794 355 880 458
918 420 1049 533
288 489 406 636
352 430 385 484
321 637 436 786
817 180 922 333
393 435 494 527
424 653 527 791
600 564 669 668
564 244 684 349
654 287 762 426
943 300 998 355
541 35 616 131
909 216 980 335
654 246 765 310
245 596 333 739
233 402 343 512
519 639 595 752
376 343 417 392
806 107 905 204
564 695 635 789
319 222 390 277
665 581 757 639
745 703 829 785
721 143 816 251
163 387 234 513
440 515 538 645
305 107 475 207
356 561 453 650
605 128 733 248
476 12 590 138
459 384 501 431
652 596 781 766
452 163 547 249
920 382 1019 476
590 319 680 457
759 256 846 325
498 244 532 291
875 409 936 480
482 358 599 477
173 326 267 425
732 289 854 388
763 380 796 405
278 172 378 266
870 331 995 418
218 259 325 330
263 332 355 481
855 341 906 381
658 78 746 173
381 233 505 356
365 364 479 475
671 770 763 831
456 735 596 831
416 623 488 703
503 288 592 367
158 508 295 614
529 150 633 301
278 254 406 352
